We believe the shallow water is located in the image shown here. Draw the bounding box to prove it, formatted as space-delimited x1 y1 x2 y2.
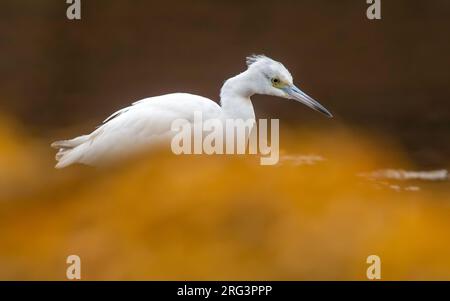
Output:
360 169 448 181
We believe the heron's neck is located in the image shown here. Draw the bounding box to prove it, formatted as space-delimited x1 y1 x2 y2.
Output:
220 70 256 121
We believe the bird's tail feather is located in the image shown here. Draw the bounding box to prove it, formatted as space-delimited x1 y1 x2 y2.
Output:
50 135 89 149
51 135 90 168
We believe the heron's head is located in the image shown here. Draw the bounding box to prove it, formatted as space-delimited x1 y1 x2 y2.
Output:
246 55 333 118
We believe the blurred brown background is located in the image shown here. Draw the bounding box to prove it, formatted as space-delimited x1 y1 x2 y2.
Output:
0 0 449 167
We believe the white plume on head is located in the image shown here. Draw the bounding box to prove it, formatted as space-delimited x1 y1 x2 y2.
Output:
245 54 293 84
246 54 275 67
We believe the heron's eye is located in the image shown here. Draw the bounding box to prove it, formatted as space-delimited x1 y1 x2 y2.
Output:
271 78 281 87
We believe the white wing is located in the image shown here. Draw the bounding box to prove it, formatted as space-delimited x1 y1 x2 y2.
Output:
51 93 221 168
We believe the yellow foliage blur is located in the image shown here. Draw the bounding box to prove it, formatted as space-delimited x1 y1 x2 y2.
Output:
0 116 449 280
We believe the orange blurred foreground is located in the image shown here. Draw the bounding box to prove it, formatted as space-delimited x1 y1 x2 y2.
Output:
0 117 449 280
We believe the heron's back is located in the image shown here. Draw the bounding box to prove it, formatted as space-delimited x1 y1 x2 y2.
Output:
52 93 222 168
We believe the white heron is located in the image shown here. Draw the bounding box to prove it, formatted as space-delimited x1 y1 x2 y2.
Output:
51 55 332 168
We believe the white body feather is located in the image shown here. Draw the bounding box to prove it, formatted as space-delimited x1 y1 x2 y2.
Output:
52 93 225 168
